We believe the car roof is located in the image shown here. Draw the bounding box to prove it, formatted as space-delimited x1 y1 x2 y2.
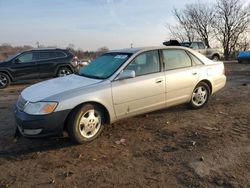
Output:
32 48 67 51
108 46 217 66
21 48 68 53
109 46 193 54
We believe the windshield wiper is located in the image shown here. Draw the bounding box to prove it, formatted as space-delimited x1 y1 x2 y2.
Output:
79 73 104 79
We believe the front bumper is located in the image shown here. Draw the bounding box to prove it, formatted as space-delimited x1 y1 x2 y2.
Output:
14 107 71 138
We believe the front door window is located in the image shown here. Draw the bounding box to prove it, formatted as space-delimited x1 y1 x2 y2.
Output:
125 50 160 76
16 53 34 63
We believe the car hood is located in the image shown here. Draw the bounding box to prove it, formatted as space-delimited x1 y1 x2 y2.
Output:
0 61 7 66
21 74 101 102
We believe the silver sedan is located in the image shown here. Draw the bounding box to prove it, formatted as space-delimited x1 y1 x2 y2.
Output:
15 46 226 143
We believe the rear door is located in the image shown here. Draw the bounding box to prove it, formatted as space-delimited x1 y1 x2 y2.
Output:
162 49 199 107
11 51 39 80
37 51 60 78
111 50 166 119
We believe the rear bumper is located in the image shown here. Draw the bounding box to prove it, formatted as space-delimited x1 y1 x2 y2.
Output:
212 75 226 94
14 106 71 138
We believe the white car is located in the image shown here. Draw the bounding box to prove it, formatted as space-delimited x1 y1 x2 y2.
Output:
15 46 226 143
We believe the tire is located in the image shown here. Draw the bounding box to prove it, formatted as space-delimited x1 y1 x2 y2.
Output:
67 104 105 143
211 54 220 61
189 82 211 109
57 67 72 77
0 72 10 89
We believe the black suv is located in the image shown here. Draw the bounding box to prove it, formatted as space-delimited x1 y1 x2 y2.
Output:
0 48 77 89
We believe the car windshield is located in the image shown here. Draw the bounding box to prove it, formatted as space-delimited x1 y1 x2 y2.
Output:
79 52 132 79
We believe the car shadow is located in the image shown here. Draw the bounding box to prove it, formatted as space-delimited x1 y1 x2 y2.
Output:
0 135 77 160
0 104 189 160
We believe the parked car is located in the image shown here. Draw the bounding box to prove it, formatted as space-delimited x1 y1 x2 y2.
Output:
78 59 90 67
163 41 223 61
238 50 250 63
180 42 223 61
0 48 77 89
15 46 226 143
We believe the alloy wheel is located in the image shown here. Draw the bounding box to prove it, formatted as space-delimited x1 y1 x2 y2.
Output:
78 109 102 138
0 74 8 88
58 68 71 77
192 86 208 107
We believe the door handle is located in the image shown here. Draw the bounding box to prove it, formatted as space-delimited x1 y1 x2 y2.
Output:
155 78 163 83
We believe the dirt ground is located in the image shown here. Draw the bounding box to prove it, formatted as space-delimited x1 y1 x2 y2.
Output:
0 62 249 188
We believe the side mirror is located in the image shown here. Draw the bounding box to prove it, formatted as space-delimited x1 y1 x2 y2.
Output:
117 70 135 80
14 58 20 64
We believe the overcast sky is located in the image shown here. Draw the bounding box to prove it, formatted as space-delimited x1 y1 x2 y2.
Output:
0 0 217 50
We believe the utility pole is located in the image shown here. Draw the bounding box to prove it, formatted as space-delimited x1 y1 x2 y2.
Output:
130 43 133 48
36 41 39 48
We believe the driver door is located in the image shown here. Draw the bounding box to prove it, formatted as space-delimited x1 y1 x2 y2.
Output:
11 51 39 80
111 50 165 119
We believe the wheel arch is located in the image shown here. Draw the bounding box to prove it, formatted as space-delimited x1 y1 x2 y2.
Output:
211 53 220 59
0 70 13 82
55 64 74 76
64 101 111 131
197 79 212 94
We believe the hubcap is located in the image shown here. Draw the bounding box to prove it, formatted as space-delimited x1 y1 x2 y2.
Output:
0 74 8 87
79 109 101 138
58 69 71 77
192 86 208 106
213 56 219 61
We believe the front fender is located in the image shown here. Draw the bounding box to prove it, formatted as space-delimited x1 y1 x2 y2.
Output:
46 82 117 123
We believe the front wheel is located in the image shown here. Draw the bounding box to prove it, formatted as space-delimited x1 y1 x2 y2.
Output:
67 104 105 143
189 82 210 109
0 72 10 89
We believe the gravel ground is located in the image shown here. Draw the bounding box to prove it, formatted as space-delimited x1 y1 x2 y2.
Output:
0 62 249 188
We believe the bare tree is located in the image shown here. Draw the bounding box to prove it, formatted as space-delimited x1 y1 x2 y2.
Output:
67 43 75 51
235 30 250 51
213 0 250 60
173 3 215 47
166 23 196 42
94 47 109 58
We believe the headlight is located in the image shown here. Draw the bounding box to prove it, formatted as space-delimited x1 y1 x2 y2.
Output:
24 102 58 115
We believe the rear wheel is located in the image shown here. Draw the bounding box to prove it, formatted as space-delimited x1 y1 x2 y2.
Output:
57 67 72 77
67 104 105 143
0 72 10 89
189 82 210 109
212 54 220 61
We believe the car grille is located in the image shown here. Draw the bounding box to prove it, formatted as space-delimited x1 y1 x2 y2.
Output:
17 96 28 111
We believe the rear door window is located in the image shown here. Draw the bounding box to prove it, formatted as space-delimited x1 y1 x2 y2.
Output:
49 51 58 59
198 43 205 49
188 52 204 66
56 51 66 58
163 49 192 70
190 43 199 49
38 52 51 60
